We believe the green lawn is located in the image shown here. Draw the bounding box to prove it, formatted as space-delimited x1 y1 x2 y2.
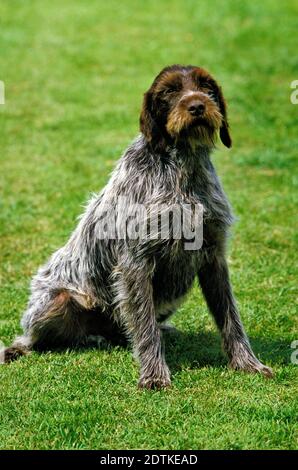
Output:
0 0 297 450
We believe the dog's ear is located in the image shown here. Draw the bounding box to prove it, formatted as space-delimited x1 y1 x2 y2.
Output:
217 86 232 148
140 91 156 142
140 91 167 152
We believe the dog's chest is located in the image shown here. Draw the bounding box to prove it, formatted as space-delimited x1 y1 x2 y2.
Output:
152 158 233 304
174 159 233 229
153 245 199 304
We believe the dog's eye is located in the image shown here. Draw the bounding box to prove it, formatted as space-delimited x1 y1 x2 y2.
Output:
201 85 216 99
200 83 211 92
163 88 177 95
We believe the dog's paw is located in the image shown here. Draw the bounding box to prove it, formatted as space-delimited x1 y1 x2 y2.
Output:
229 358 274 378
2 346 28 364
138 374 171 390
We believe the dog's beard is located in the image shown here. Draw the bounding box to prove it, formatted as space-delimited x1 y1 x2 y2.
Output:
166 105 222 148
185 121 217 147
168 118 217 148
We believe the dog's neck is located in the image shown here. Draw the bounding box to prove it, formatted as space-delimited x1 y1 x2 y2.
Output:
129 134 216 183
165 138 215 183
168 140 212 164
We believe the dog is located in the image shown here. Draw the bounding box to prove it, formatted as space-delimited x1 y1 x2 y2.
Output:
3 65 273 388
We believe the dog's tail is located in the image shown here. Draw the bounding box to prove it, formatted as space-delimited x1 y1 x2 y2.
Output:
1 336 31 364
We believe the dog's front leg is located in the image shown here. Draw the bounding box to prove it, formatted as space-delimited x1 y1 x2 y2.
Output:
114 257 171 389
198 254 273 377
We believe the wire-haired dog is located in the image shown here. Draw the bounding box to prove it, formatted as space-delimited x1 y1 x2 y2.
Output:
3 65 273 387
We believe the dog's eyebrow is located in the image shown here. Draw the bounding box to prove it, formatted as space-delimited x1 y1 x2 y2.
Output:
191 69 213 85
155 72 183 91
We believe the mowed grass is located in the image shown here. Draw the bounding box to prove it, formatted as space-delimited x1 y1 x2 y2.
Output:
0 0 297 450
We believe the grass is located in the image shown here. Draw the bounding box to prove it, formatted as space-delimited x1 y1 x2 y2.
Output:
0 0 297 450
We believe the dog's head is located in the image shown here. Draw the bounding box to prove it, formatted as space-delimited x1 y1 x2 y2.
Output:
140 65 232 151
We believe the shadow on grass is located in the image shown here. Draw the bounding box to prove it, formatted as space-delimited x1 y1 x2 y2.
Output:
35 328 291 373
162 329 291 373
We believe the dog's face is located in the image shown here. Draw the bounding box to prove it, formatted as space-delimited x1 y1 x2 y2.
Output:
140 65 232 150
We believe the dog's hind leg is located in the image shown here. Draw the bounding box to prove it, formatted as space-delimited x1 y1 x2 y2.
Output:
3 289 94 362
2 335 33 363
2 291 55 362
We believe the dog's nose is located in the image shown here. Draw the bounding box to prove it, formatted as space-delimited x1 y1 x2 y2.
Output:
188 101 205 116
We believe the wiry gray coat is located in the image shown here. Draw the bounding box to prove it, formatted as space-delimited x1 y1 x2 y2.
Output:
4 65 272 388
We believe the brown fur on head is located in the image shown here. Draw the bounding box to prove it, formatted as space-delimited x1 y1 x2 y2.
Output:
140 65 232 151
